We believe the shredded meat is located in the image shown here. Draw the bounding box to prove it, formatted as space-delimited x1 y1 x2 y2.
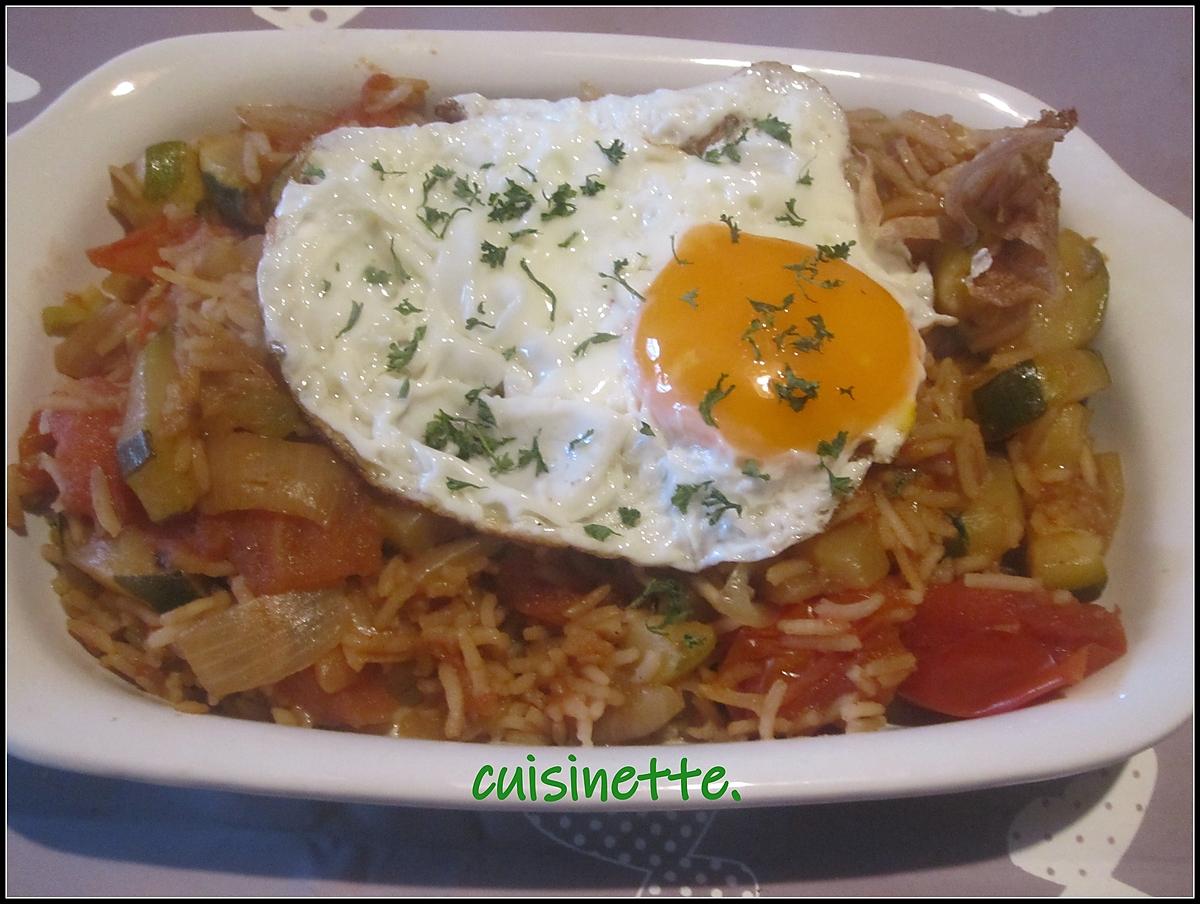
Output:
943 110 1077 306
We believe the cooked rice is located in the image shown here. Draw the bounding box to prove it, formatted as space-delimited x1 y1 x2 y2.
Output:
8 84 1125 748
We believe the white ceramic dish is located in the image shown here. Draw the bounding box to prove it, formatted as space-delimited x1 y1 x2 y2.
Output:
6 30 1194 809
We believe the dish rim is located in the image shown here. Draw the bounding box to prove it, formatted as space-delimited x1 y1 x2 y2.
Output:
6 28 1194 810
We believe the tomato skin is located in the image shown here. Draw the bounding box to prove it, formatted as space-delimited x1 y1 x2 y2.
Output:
718 584 917 722
272 666 398 729
86 216 198 279
494 548 595 627
897 580 1126 719
43 402 142 523
222 489 383 596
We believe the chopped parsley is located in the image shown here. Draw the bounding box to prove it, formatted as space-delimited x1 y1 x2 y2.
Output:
680 289 699 308
672 481 742 524
816 431 853 498
557 231 580 249
741 460 770 481
446 477 484 492
775 198 806 227
639 421 655 437
772 366 820 411
702 127 749 164
319 279 331 296
719 213 741 243
480 241 508 269
598 258 645 301
517 164 539 183
698 373 735 427
370 159 405 180
501 346 518 361
508 228 539 241
580 174 605 196
335 301 363 338
838 385 856 399
453 176 482 205
417 204 470 239
425 408 515 474
573 332 620 358
798 166 814 186
388 237 412 284
584 523 619 542
394 299 423 315
618 507 641 528
488 179 536 222
542 182 578 220
386 325 427 373
817 241 855 262
670 235 692 265
300 163 325 181
753 114 792 146
363 266 391 286
596 138 627 165
568 429 594 451
791 314 835 353
519 259 557 322
465 316 495 331
700 488 743 525
517 434 549 475
397 377 411 400
671 482 709 514
629 577 691 630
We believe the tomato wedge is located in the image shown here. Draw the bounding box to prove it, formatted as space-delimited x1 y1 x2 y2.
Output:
898 580 1126 718
86 216 197 279
42 403 142 523
718 584 918 723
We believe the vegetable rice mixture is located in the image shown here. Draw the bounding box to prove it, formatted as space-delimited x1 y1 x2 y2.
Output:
8 71 1126 745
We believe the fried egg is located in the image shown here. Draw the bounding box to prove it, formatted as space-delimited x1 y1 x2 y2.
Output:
257 62 936 570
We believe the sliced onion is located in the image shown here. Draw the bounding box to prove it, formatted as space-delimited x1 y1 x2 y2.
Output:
593 686 685 745
176 589 349 699
692 564 772 628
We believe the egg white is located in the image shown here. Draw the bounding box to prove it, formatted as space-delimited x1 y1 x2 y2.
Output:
257 62 935 570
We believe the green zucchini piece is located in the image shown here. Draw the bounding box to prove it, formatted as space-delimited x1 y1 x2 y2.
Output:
198 133 267 229
1021 230 1109 352
1037 348 1111 407
119 332 203 521
1029 529 1108 597
974 360 1046 442
116 429 154 477
114 572 207 613
143 141 189 201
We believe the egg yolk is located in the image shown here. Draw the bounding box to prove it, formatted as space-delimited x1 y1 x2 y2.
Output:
635 224 921 459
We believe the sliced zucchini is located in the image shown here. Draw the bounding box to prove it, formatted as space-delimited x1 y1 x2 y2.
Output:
957 457 1024 562
119 331 203 521
1023 404 1090 472
807 518 891 590
1037 348 1111 407
974 360 1046 442
1019 229 1109 352
198 133 268 229
653 621 717 683
143 140 204 208
1028 528 1107 600
932 244 974 317
974 349 1111 442
114 573 208 613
